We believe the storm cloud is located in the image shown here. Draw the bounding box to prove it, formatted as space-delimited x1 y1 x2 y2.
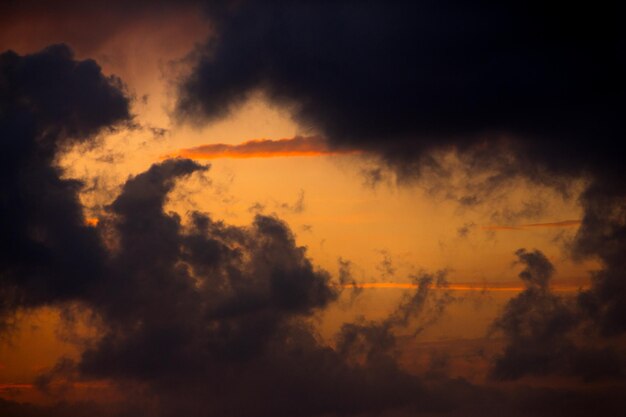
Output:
0 44 130 329
491 249 623 381
2 2 626 416
176 0 626 362
0 44 456 417
178 1 622 175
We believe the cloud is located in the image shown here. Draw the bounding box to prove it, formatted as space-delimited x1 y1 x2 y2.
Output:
574 183 626 336
178 2 622 177
175 1 626 345
0 44 456 415
342 282 584 293
482 220 581 231
1 44 458 417
523 220 581 228
0 44 131 330
71 158 466 417
2 6 626 417
490 249 624 381
165 136 358 159
279 189 306 214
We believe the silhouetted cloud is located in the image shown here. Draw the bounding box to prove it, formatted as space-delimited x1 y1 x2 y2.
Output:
0 45 459 417
491 249 623 381
176 0 626 354
0 44 130 330
2 3 626 416
178 2 622 178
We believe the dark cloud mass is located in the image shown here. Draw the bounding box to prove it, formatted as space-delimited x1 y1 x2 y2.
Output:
177 0 626 371
491 249 624 381
2 2 626 416
0 44 130 328
0 45 449 417
179 1 623 174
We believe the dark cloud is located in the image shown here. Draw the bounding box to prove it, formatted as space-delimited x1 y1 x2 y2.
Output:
575 182 626 336
176 0 626 359
0 398 109 417
2 3 626 416
491 249 624 381
0 44 130 329
0 45 456 416
178 1 622 176
457 222 476 238
360 167 386 189
337 257 362 304
376 250 396 279
72 160 460 417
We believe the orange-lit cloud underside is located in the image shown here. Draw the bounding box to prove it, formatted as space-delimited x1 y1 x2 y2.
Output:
164 136 359 159
342 282 586 292
482 220 581 231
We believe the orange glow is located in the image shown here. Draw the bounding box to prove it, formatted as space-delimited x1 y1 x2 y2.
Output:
163 136 360 160
85 217 99 227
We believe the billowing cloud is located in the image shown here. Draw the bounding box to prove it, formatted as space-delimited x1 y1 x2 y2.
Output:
491 249 624 381
0 44 130 330
2 3 626 417
175 0 626 359
0 44 456 417
178 2 622 176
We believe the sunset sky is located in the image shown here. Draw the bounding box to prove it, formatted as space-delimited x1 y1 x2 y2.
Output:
1 2 625 416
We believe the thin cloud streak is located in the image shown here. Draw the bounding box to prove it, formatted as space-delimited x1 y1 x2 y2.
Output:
0 382 110 391
482 220 581 231
524 220 581 228
164 136 360 160
341 282 587 293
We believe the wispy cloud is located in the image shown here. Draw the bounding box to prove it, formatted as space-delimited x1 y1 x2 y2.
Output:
341 282 586 293
482 220 581 231
164 136 359 160
522 220 581 228
0 381 109 391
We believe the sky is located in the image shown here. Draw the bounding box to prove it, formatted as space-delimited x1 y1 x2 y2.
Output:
0 1 625 416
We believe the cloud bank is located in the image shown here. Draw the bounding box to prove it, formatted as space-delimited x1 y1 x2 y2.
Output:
2 1 626 415
176 0 626 365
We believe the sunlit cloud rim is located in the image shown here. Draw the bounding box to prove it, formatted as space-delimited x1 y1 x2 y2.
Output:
162 135 361 160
